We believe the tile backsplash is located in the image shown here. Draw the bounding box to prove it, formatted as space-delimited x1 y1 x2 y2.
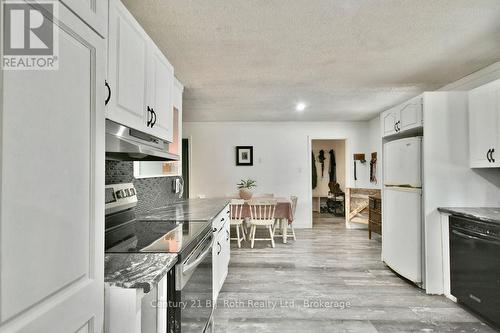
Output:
106 161 182 214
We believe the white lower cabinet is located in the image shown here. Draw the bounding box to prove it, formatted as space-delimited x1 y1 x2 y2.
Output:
105 275 168 333
213 205 231 302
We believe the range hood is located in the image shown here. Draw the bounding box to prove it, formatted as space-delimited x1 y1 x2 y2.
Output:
105 119 179 161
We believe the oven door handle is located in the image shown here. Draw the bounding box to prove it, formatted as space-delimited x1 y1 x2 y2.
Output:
451 228 499 245
182 241 212 274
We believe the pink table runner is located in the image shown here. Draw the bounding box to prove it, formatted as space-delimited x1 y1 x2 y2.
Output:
232 197 293 224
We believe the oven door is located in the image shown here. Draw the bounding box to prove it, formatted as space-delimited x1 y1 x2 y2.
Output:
450 217 500 328
174 231 213 333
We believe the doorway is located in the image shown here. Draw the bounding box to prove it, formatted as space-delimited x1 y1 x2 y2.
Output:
311 139 346 226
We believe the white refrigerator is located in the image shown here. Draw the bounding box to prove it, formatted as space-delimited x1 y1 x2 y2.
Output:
382 137 423 285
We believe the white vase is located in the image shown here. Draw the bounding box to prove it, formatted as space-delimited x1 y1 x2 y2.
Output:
239 188 253 200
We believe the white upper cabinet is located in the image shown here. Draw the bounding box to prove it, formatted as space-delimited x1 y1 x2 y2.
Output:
399 98 423 131
468 79 500 168
61 0 108 36
106 0 175 142
382 107 399 136
107 0 149 133
148 44 174 143
381 96 423 138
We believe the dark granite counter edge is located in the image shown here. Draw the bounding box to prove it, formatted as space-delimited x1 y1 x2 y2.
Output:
438 207 500 225
105 253 178 293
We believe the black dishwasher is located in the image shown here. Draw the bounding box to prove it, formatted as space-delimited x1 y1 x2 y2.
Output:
450 215 500 328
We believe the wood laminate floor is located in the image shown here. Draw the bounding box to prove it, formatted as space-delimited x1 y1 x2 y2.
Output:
213 213 497 332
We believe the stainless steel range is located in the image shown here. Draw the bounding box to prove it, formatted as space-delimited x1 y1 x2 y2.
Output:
105 183 214 333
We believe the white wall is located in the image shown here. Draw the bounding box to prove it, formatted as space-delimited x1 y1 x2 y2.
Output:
312 140 346 195
183 121 379 228
423 92 500 294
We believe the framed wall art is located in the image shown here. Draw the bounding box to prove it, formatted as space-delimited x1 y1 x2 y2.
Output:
236 146 253 166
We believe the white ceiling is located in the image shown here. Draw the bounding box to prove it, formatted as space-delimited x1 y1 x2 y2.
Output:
122 0 500 121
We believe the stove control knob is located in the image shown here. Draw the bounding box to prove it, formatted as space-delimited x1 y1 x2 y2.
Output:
129 188 136 196
116 190 125 199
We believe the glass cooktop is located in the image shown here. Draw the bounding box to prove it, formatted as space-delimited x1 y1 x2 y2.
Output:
105 218 211 255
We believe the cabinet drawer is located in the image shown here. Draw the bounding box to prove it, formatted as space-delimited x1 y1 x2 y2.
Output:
212 204 230 233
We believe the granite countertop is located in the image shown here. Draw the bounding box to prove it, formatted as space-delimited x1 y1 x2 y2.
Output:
438 207 500 225
136 198 230 222
105 253 177 293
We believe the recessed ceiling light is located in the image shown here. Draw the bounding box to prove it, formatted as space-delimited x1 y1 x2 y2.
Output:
296 102 306 111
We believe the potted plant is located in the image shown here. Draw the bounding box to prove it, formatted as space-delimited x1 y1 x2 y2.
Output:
237 179 257 200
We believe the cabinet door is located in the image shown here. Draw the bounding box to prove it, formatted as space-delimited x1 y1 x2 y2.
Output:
382 109 398 137
469 82 499 168
217 227 228 290
107 0 149 132
61 0 108 36
1 4 105 332
223 217 231 268
148 44 174 142
399 99 423 132
212 235 222 301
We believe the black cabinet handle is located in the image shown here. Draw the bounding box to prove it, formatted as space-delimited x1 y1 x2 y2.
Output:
212 227 217 232
151 108 157 127
394 123 397 132
104 80 111 105
226 230 229 241
491 148 496 163
217 242 221 255
146 106 153 127
487 149 492 162
148 108 156 128
396 121 401 132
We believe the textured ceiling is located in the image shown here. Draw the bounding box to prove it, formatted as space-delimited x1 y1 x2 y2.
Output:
122 0 500 121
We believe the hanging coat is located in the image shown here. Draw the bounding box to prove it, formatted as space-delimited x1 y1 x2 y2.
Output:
329 149 336 183
318 150 326 177
312 151 317 189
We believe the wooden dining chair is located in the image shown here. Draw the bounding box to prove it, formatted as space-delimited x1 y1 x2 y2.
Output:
229 199 246 248
273 196 297 242
248 199 277 248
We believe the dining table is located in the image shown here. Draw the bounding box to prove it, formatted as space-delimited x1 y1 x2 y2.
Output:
231 196 294 243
